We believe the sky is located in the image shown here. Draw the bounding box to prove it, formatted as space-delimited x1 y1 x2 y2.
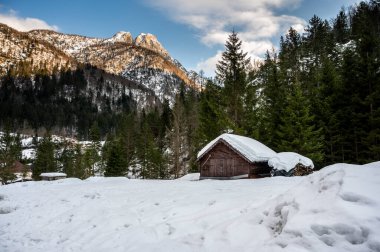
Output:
0 0 361 76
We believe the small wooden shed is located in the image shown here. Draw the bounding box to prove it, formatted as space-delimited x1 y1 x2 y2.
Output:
197 134 276 179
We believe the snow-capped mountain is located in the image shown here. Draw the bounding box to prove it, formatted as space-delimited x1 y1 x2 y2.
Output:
27 28 201 100
0 23 202 103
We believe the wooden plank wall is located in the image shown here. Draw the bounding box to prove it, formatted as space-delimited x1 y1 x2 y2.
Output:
199 141 251 177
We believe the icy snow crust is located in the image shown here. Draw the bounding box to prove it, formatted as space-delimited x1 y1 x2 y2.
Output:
268 152 314 172
1 162 379 251
197 133 277 162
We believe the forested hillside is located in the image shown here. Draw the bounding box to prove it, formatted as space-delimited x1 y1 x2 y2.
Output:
199 0 380 167
0 65 159 137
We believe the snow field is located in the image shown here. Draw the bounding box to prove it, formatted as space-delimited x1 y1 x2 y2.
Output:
1 162 380 252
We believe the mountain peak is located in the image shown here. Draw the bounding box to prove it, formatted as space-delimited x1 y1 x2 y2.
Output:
135 33 169 57
110 31 133 44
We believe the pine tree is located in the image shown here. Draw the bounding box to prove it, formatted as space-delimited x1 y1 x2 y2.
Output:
183 88 201 173
333 8 350 43
104 139 126 177
86 122 101 176
118 113 137 170
198 80 227 143
304 15 333 59
0 127 21 184
276 82 324 165
72 144 86 179
255 50 287 147
216 31 250 131
168 94 187 178
60 140 75 177
318 58 340 164
33 134 57 180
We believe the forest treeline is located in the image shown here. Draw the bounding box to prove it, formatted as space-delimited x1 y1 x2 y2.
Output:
0 1 379 180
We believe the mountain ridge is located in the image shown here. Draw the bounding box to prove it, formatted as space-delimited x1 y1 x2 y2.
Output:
0 23 202 101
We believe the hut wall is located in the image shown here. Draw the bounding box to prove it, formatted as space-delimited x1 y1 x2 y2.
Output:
199 142 252 178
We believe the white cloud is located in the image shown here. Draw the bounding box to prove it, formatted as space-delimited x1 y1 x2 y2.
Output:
196 50 223 77
145 0 306 76
0 10 58 32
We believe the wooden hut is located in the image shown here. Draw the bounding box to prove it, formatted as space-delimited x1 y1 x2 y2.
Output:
197 134 276 179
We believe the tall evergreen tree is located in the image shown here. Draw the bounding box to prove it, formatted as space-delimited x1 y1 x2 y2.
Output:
0 127 21 184
168 94 187 178
104 139 126 177
216 31 250 131
198 80 227 143
60 140 75 177
255 50 286 147
333 8 350 43
276 82 324 165
33 134 57 180
86 122 102 176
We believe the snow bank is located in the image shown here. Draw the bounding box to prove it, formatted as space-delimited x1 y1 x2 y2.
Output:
268 152 314 172
197 133 277 162
177 173 200 181
0 162 379 251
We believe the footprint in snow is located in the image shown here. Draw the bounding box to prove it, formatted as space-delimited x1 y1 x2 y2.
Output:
340 192 374 205
0 206 16 214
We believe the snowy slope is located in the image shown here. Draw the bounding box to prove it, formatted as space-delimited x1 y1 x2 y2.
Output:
1 162 380 251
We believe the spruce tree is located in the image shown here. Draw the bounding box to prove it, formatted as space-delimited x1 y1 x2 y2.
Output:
333 8 350 43
255 50 286 147
198 80 227 143
60 141 75 177
33 134 57 180
216 31 250 131
168 94 187 178
0 127 21 184
104 139 126 177
87 122 101 176
276 82 324 165
72 144 82 178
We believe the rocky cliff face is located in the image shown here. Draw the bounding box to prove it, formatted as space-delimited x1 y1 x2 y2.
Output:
0 23 202 103
0 24 76 75
27 28 201 98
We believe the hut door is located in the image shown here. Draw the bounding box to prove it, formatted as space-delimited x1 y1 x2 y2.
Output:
218 159 225 176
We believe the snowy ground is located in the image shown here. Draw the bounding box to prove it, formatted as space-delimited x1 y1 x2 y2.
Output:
1 163 380 252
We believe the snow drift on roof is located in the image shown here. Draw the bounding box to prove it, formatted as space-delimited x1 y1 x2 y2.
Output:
197 133 277 162
268 152 314 172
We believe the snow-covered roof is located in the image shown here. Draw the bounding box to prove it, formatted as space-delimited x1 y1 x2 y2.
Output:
268 152 314 172
197 133 277 163
40 173 67 177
